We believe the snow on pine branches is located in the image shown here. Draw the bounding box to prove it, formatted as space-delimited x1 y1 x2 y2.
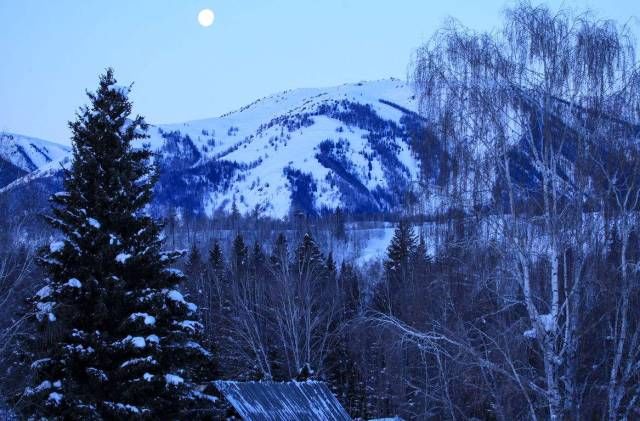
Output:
17 69 216 419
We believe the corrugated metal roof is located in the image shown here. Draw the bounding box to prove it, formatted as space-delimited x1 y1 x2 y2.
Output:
214 380 352 421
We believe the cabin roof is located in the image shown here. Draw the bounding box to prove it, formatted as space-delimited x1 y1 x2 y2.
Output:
214 380 351 421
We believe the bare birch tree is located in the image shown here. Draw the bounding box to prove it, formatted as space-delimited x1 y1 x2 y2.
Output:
410 2 639 419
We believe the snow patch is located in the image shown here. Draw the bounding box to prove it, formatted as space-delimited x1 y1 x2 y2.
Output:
34 380 52 392
116 253 132 264
164 374 184 386
36 302 56 322
87 218 101 229
127 336 146 348
36 285 52 298
47 392 63 406
164 268 184 277
185 341 212 357
130 312 156 326
167 289 185 303
178 320 202 333
65 278 82 288
121 356 157 369
49 241 65 253
31 358 51 369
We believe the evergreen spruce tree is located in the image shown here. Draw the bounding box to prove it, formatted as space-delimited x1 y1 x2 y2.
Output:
201 240 228 380
373 219 417 314
249 241 267 286
18 69 215 419
334 207 347 241
270 233 288 272
231 234 248 280
292 234 327 291
206 240 228 336
412 235 431 287
208 241 225 278
325 263 365 418
338 262 361 319
384 219 418 280
185 243 205 283
414 236 430 266
230 197 240 231
183 243 210 343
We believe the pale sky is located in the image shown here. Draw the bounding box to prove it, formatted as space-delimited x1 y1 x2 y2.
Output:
1 0 638 144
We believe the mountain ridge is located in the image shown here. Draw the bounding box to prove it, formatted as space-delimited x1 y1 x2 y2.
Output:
1 79 430 218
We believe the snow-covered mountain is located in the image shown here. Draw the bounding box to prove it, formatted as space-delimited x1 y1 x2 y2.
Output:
0 132 70 188
1 79 431 218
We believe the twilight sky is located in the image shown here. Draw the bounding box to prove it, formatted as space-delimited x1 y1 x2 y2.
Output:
1 0 638 144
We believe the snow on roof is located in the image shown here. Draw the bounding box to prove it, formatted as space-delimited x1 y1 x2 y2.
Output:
214 380 351 421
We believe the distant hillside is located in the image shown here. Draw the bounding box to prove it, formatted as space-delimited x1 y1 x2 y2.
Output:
0 132 70 189
2 79 439 218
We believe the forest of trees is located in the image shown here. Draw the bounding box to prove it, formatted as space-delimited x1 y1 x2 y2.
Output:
0 2 639 420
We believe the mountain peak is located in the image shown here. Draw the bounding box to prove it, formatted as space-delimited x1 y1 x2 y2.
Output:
148 78 422 217
1 79 426 218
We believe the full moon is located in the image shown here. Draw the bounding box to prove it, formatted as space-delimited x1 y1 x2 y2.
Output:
198 9 215 27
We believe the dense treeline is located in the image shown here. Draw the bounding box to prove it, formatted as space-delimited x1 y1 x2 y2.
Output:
6 205 639 419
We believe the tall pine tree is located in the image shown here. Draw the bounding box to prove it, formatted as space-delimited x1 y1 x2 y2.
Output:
208 241 224 276
230 234 248 280
374 219 417 315
19 69 215 419
384 219 418 280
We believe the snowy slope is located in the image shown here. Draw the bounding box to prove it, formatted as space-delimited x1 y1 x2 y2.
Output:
0 132 70 189
0 132 69 173
148 78 423 217
1 79 427 217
